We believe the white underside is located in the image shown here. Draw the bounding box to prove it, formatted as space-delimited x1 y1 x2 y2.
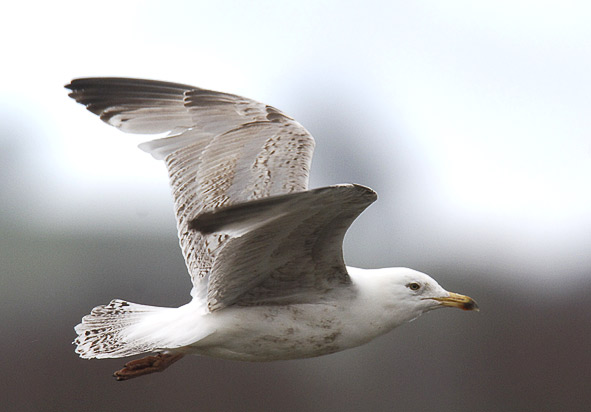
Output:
139 267 430 361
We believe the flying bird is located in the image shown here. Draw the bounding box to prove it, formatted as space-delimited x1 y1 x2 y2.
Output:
66 78 478 381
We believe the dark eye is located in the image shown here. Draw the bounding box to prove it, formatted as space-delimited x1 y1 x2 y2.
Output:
407 282 421 291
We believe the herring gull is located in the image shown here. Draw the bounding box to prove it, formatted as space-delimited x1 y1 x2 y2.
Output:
66 78 478 380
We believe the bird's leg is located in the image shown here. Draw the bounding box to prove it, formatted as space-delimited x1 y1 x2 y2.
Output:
113 352 184 381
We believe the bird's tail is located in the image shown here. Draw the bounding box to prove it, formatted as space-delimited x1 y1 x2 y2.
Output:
74 299 210 359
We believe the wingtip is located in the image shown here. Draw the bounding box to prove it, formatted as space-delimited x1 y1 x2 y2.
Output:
64 80 77 97
337 184 377 203
65 78 85 92
353 183 377 197
64 79 84 101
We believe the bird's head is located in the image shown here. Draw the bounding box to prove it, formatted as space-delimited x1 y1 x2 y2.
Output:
387 268 479 315
346 267 479 340
349 267 479 326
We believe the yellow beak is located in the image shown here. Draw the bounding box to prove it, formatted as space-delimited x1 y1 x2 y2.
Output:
430 292 479 311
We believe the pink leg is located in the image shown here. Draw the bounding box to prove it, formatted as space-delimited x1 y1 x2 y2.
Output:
113 352 184 381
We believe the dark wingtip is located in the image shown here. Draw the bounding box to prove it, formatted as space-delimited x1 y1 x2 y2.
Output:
64 79 76 90
65 78 85 92
64 79 83 101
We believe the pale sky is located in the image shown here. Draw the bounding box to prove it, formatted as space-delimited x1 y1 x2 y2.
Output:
2 0 590 281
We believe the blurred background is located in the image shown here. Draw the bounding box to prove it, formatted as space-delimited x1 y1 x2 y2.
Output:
2 1 590 411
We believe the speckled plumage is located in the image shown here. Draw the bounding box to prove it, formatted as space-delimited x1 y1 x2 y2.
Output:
67 78 478 380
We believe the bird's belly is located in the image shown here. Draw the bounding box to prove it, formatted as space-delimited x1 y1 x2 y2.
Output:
187 304 365 362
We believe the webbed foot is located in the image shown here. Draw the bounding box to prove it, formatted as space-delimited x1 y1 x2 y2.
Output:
113 352 184 381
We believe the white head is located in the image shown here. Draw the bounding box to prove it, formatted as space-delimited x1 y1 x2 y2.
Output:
348 267 478 327
390 268 477 313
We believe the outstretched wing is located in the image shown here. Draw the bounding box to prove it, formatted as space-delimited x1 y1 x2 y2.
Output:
190 184 377 311
66 78 315 297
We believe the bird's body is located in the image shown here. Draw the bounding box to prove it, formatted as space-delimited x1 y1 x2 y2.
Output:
67 78 477 380
160 268 439 362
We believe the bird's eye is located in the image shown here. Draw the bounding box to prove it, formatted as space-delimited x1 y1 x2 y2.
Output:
407 282 421 291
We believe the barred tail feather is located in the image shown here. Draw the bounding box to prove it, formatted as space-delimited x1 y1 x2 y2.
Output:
74 299 183 359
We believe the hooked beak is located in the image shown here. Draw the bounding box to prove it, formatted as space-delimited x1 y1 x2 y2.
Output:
430 292 479 311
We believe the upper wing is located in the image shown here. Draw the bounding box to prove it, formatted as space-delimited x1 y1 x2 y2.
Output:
66 78 315 293
190 184 377 311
